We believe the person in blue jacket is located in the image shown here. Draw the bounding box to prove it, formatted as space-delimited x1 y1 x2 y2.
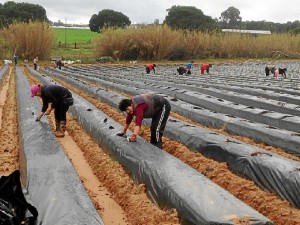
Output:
185 61 194 74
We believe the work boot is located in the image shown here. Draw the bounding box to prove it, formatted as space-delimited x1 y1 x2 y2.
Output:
54 120 64 137
56 121 67 138
55 130 65 138
55 121 66 138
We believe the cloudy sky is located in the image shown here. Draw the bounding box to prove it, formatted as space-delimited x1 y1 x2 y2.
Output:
5 0 299 25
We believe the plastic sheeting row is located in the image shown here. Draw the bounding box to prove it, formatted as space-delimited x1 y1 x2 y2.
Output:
45 67 300 157
15 66 103 225
28 66 273 224
39 67 300 209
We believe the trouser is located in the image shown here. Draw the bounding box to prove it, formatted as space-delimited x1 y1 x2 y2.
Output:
265 67 270 76
150 99 171 149
34 63 37 70
54 101 69 126
146 67 150 73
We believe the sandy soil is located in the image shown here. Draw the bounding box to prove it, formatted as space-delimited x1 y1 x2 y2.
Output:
1 65 300 225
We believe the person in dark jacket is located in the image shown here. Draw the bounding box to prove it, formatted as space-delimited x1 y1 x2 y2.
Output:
31 84 74 137
177 66 190 75
177 66 186 75
278 68 287 78
56 60 63 70
117 94 171 149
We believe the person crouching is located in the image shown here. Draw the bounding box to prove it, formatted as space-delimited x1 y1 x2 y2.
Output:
265 65 275 76
31 84 74 137
117 94 171 149
177 66 186 75
145 63 156 74
200 63 212 75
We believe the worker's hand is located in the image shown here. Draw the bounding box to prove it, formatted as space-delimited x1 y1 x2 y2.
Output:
44 108 52 115
127 134 137 142
35 115 41 121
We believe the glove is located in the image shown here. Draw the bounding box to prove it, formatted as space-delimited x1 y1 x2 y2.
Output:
35 116 41 121
116 128 127 137
116 132 126 137
127 134 137 142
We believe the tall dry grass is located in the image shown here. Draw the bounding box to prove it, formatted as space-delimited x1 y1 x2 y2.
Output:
2 21 55 60
94 26 183 60
94 26 300 61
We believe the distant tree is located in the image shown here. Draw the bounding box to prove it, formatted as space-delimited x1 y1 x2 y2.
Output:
89 9 131 32
0 1 48 28
240 20 290 33
154 19 159 25
89 14 99 32
219 6 242 29
164 5 217 31
289 27 300 34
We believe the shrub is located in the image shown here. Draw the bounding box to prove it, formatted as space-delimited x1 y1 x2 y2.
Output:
2 21 55 60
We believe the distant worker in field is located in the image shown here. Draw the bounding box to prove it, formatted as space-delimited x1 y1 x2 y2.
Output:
56 60 63 70
177 66 186 75
31 84 74 138
117 94 171 149
200 63 212 75
33 56 38 70
274 68 280 80
278 68 287 79
177 66 191 75
145 63 156 74
13 54 18 65
265 65 276 76
186 61 194 70
185 61 194 74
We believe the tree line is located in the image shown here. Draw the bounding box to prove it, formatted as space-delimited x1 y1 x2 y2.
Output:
0 1 47 27
1 1 300 34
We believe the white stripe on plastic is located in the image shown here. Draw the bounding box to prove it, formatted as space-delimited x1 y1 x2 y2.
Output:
156 104 166 142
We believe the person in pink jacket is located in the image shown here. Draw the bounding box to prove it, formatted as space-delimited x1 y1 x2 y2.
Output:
274 68 279 80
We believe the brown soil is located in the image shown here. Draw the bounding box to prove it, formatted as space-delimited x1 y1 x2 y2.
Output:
1 65 300 225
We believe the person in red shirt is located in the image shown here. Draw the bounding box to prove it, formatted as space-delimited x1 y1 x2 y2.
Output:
117 94 171 149
145 63 156 74
200 63 212 75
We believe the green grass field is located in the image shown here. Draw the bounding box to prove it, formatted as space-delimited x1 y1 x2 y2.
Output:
51 27 100 62
53 27 99 44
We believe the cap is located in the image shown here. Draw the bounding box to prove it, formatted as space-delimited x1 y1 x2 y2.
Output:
31 85 39 97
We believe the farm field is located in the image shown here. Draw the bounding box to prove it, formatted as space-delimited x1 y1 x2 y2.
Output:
53 27 99 44
50 27 100 62
1 61 300 224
